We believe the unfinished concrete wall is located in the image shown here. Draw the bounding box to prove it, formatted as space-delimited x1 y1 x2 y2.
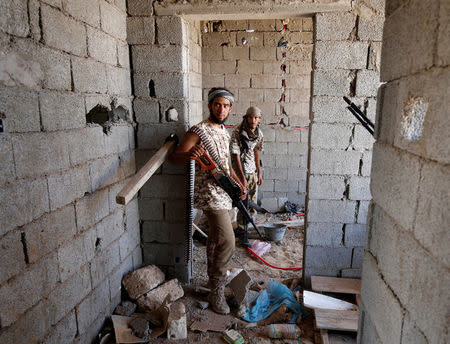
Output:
127 3 193 281
303 2 383 282
358 0 450 343
0 1 138 343
201 18 312 211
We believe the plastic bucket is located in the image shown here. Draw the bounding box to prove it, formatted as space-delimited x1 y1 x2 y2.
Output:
261 223 287 242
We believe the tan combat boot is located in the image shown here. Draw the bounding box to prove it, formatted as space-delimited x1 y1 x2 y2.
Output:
208 279 230 314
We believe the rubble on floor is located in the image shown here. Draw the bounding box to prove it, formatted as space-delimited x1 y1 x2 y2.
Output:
95 211 358 343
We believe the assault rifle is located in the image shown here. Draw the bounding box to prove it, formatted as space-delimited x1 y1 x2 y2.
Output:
343 96 375 137
192 152 264 246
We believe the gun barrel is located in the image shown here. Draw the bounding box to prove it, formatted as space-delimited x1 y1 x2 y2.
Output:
343 96 375 136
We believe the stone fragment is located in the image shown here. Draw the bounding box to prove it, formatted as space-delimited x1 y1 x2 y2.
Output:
122 265 165 300
129 317 151 340
228 270 252 305
197 300 209 310
114 301 137 316
137 279 184 312
167 302 187 340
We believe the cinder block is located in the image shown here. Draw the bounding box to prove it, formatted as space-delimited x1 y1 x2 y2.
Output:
75 188 110 230
311 123 353 149
29 0 39 40
306 222 343 247
58 228 96 282
222 20 248 31
142 242 173 266
139 199 164 221
224 74 250 89
371 143 420 231
259 179 274 192
353 124 375 150
13 39 72 90
287 18 303 31
87 27 117 65
120 221 140 260
0 230 26 285
137 278 184 311
127 0 153 15
288 32 313 44
248 19 276 31
237 60 263 75
286 192 305 206
165 200 185 224
315 41 368 69
263 32 284 46
275 128 301 143
125 198 139 229
100 1 126 40
0 178 49 236
140 174 185 200
368 41 382 71
210 60 236 74
303 17 313 31
96 209 124 249
134 72 187 99
289 60 312 74
287 142 308 155
76 282 110 334
73 312 105 344
304 246 353 269
0 299 51 343
47 265 91 325
282 75 310 90
72 56 107 93
414 161 450 268
25 206 76 264
351 247 365 268
251 75 278 89
91 240 121 288
345 224 367 247
133 97 159 124
313 70 352 96
63 0 100 27
307 200 357 223
358 15 384 41
0 0 29 36
357 200 370 224
104 124 131 155
41 4 87 56
43 310 77 344
0 85 38 134
13 132 70 178
236 32 263 47
315 12 356 41
278 44 313 61
437 1 450 66
310 149 361 175
117 41 130 68
341 268 361 278
263 88 282 102
380 0 437 81
309 175 346 200
238 88 264 102
142 221 170 243
312 95 367 124
356 70 380 97
68 126 106 165
262 141 287 155
157 16 186 45
349 176 371 200
250 47 277 61
361 253 404 344
106 65 132 96
275 180 298 193
132 45 187 73
401 312 428 344
202 46 223 61
40 90 85 131
203 32 236 47
0 136 15 184
276 155 303 168
260 197 278 212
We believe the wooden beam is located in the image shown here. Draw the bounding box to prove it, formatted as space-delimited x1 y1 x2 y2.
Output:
116 140 176 205
311 276 361 295
314 309 359 332
303 291 357 311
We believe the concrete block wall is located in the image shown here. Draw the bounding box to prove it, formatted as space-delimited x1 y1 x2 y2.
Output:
128 3 193 281
304 5 382 282
358 0 450 343
201 19 313 212
0 1 139 343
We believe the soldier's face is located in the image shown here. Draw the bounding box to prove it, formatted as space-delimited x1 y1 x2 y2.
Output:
246 114 261 130
209 97 232 124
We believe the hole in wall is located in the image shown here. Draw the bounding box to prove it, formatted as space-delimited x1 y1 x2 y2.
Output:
149 80 156 97
86 104 130 134
401 96 428 141
0 118 3 136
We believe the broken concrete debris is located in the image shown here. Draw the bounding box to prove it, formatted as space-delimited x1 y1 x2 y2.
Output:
228 270 252 306
122 265 165 300
167 301 188 340
114 300 137 317
137 278 184 312
129 317 151 340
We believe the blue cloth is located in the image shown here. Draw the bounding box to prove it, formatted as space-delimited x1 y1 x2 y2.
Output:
242 280 308 323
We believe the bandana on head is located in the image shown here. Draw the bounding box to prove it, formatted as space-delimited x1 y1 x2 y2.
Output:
208 89 234 105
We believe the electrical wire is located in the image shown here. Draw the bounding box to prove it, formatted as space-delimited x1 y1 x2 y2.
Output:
247 247 302 271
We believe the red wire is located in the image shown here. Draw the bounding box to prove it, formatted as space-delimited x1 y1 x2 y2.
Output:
247 247 302 271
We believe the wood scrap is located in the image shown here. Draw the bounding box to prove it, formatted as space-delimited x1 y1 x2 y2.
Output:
314 309 359 332
303 291 357 311
311 276 361 295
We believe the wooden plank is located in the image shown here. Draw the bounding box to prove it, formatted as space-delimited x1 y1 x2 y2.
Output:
116 140 176 205
304 291 357 311
314 309 359 332
311 276 361 295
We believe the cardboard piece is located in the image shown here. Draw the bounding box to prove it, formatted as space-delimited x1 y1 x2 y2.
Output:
111 315 147 344
189 309 233 332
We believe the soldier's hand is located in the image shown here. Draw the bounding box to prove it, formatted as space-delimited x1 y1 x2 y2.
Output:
189 144 205 159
